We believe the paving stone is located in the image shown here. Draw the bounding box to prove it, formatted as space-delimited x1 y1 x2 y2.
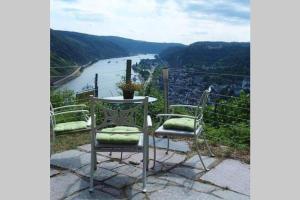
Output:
213 189 250 200
148 185 221 200
65 188 117 200
78 144 91 152
149 149 186 165
112 164 143 178
94 183 125 198
78 144 136 160
99 160 126 171
149 136 190 152
51 150 91 171
170 166 204 180
201 159 250 196
125 188 147 200
76 164 117 181
50 168 60 177
98 151 136 160
123 148 186 170
183 155 217 170
105 174 137 189
51 172 89 200
132 176 168 193
158 173 218 193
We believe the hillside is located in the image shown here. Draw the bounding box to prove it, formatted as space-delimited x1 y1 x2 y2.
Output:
159 41 250 73
50 29 185 81
50 29 130 68
50 29 185 67
99 36 184 55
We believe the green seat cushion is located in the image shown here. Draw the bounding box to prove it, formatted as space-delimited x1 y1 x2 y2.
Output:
54 121 88 132
96 126 141 144
163 117 195 132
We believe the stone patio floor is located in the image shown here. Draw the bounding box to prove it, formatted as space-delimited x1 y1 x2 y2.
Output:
51 138 250 200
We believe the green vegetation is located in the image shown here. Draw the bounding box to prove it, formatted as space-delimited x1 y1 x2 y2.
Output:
143 67 250 152
51 69 250 156
50 29 184 79
159 41 250 75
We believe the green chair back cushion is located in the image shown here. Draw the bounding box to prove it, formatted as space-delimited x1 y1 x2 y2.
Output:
54 121 88 132
96 126 140 144
163 117 195 132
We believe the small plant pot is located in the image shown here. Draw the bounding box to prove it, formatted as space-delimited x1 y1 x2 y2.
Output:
122 89 134 99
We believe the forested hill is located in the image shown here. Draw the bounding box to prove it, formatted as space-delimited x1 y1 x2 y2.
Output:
50 29 129 67
98 36 184 55
50 29 185 68
159 42 250 72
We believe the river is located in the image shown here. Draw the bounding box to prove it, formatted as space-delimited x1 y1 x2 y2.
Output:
58 54 155 97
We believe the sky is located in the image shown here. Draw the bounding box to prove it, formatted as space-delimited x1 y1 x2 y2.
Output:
50 0 250 45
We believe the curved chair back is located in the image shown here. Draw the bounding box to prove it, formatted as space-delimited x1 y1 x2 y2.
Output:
90 96 149 133
194 86 212 129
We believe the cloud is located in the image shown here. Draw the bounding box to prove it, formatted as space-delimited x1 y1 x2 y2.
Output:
50 0 250 44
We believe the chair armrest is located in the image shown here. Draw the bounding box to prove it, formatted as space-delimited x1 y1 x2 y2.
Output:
156 113 196 119
53 110 89 116
53 104 88 112
147 115 152 127
170 104 199 109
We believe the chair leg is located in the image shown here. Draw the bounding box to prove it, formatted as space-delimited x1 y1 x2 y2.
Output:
89 151 95 192
120 152 123 162
142 147 147 193
93 151 97 170
195 138 209 171
166 136 170 155
203 132 215 157
152 133 157 169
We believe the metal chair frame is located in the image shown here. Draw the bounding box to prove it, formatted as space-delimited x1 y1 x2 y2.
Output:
89 96 152 193
50 103 91 155
152 68 214 171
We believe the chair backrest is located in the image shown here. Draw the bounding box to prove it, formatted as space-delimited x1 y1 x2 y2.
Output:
194 87 212 126
90 96 149 132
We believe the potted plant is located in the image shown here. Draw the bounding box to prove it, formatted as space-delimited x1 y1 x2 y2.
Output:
117 80 142 99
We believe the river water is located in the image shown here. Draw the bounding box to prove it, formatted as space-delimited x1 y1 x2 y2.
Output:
58 54 155 97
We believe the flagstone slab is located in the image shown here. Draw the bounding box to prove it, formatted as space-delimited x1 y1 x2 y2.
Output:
78 144 137 159
65 188 117 200
50 168 60 177
76 165 117 182
123 148 186 170
104 174 137 189
51 150 91 171
183 155 217 170
51 150 109 171
94 183 126 198
213 189 250 200
157 173 218 193
112 164 143 178
99 161 126 171
77 144 91 152
170 166 204 180
148 185 221 200
51 172 89 200
125 188 147 200
149 136 190 152
201 159 250 195
131 176 168 193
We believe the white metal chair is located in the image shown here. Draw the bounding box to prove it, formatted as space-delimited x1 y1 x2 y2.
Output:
89 96 152 193
50 103 91 155
152 68 214 171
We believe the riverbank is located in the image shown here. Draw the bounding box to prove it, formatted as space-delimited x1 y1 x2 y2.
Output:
55 54 156 97
51 61 96 88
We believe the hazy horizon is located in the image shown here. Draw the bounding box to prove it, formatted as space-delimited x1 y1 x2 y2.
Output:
51 0 250 45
